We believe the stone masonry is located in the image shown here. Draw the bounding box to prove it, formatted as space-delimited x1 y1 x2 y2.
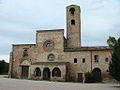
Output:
9 5 112 82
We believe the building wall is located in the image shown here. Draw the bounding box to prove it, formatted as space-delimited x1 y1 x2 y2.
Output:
10 44 36 78
36 30 65 62
9 29 112 81
10 43 111 81
91 50 111 80
65 50 111 81
91 50 111 72
65 51 91 81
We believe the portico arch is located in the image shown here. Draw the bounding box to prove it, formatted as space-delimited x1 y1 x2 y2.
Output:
34 67 41 76
52 67 61 77
43 67 50 80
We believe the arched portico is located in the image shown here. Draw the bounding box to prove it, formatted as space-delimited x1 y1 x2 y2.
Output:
30 62 68 81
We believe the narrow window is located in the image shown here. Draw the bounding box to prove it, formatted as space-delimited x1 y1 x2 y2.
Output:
94 55 99 63
105 58 109 62
106 69 109 72
71 19 75 25
23 49 28 57
69 8 75 15
82 58 85 63
74 58 77 63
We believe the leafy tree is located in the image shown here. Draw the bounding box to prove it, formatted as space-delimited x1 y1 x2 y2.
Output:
107 36 120 82
0 60 9 74
0 60 5 74
4 63 9 73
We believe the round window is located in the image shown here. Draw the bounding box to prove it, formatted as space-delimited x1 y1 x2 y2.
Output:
48 54 55 61
46 42 53 49
43 40 54 51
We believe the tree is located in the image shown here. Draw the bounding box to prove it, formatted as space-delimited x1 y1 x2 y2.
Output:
0 60 5 74
107 36 120 82
0 60 9 74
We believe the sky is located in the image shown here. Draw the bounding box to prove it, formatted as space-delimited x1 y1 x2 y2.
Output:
0 0 120 62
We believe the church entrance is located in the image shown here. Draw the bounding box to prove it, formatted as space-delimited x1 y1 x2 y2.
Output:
43 68 50 80
92 68 102 82
21 66 29 79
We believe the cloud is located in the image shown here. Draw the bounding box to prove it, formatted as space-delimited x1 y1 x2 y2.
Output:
81 0 120 46
0 55 9 62
0 0 120 62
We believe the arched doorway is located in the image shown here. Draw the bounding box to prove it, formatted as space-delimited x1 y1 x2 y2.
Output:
34 67 41 76
43 68 50 80
92 68 102 82
52 67 61 77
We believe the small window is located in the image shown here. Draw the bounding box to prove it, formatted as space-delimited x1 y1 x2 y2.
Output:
69 8 75 15
105 58 109 62
71 19 75 25
106 69 109 72
48 54 55 61
82 58 85 63
23 49 28 57
74 58 77 63
94 55 99 63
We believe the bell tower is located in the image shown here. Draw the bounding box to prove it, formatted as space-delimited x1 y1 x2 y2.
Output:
66 5 81 47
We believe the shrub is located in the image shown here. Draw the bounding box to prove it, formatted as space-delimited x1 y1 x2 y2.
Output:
85 72 94 83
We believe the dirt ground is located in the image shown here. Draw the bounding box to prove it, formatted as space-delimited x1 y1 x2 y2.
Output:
0 75 119 90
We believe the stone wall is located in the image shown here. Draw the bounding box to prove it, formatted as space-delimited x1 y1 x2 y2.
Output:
66 5 81 47
10 44 36 78
36 29 65 62
64 49 111 81
30 63 68 81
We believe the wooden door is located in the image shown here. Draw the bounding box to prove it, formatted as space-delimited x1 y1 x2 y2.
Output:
21 66 29 79
78 73 83 82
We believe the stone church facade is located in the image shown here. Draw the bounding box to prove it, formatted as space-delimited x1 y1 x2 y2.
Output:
9 5 112 82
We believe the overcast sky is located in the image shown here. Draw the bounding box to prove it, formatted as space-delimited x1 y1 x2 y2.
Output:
0 0 120 62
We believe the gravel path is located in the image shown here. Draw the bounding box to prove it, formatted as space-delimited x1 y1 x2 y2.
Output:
0 76 119 90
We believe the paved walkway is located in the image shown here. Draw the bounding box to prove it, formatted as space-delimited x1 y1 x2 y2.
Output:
0 75 119 90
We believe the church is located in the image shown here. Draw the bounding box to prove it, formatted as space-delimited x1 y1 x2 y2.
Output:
9 5 112 82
